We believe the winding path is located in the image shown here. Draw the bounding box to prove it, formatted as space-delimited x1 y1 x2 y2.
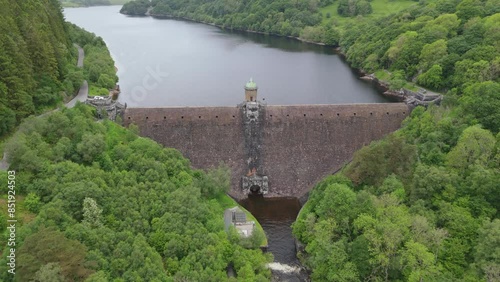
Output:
66 44 88 108
66 80 89 108
0 44 88 171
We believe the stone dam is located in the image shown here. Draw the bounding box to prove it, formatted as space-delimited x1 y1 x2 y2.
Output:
123 80 409 199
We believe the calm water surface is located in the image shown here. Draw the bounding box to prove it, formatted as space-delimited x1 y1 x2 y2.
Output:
64 6 388 107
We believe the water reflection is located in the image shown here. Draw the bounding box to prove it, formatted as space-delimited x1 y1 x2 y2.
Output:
216 29 336 54
64 6 389 107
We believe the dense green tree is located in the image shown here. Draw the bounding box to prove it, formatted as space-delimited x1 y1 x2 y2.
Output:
76 133 106 163
446 125 496 172
82 197 103 228
345 134 417 186
17 227 94 281
419 40 447 72
456 0 485 20
0 0 75 137
337 0 373 17
33 263 65 282
418 64 444 90
475 219 500 280
460 82 500 133
24 193 42 213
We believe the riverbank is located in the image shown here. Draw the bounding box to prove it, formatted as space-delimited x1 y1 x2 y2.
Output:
145 12 445 106
144 13 328 46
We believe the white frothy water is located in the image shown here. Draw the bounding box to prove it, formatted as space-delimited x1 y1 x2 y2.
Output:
267 262 301 274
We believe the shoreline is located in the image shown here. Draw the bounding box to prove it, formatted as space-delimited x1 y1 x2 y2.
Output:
142 13 441 104
122 11 402 101
149 13 328 46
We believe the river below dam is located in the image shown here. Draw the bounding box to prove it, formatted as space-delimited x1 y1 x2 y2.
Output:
64 5 391 281
240 196 309 281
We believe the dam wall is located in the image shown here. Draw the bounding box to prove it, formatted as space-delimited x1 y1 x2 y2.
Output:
124 103 409 199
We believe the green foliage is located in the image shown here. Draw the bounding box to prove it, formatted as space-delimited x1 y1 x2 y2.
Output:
120 0 150 15
418 64 444 90
24 193 42 213
0 106 271 281
123 0 322 36
446 125 496 172
82 197 103 228
17 227 94 281
238 227 267 249
337 0 373 17
0 0 74 137
197 163 231 198
295 80 499 281
344 134 417 186
388 70 407 90
460 82 500 133
33 263 65 282
76 133 106 163
475 219 500 279
67 23 118 96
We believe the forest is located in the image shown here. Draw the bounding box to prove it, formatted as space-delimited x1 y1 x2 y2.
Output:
290 1 500 280
293 114 499 281
0 105 271 281
120 0 499 280
0 0 119 140
0 0 77 137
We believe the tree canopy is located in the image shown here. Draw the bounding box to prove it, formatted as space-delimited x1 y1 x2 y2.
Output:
0 105 272 281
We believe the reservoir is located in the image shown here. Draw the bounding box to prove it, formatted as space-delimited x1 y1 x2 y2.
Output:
64 6 389 107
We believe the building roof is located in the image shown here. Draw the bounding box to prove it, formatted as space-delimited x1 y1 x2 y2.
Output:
245 78 257 90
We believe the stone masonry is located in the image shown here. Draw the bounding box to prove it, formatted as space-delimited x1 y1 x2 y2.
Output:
123 101 409 199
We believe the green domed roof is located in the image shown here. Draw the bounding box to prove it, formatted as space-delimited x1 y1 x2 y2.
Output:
245 78 257 90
